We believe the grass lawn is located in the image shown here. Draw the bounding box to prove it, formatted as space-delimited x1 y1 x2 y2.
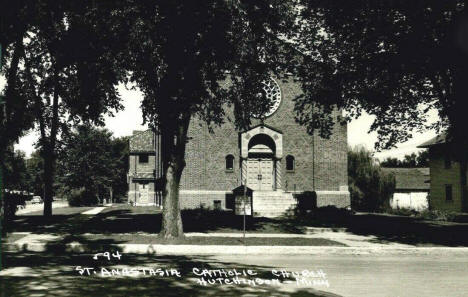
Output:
76 234 347 246
18 206 95 216
8 204 468 247
82 205 305 234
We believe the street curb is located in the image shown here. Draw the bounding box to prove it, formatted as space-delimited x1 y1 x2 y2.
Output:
5 242 468 255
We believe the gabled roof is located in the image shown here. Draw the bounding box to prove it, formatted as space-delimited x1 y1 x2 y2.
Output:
381 168 430 191
129 129 156 152
417 133 446 148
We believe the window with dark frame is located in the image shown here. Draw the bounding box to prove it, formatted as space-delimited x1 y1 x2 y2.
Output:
445 184 453 201
444 154 452 169
225 155 234 171
286 155 295 171
139 154 149 163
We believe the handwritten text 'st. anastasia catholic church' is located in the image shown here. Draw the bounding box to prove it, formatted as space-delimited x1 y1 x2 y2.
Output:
127 77 350 217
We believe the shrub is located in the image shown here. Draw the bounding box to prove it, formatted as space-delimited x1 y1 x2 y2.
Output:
348 146 395 212
418 209 458 222
386 207 418 217
289 205 352 227
385 208 459 222
294 191 317 215
3 191 28 219
66 188 99 206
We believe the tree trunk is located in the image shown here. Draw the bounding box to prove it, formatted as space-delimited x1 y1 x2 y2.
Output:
42 148 55 217
42 65 60 217
0 160 5 237
159 114 190 238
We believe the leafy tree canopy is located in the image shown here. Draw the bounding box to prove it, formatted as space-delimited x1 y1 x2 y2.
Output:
298 0 468 154
380 150 429 168
56 125 128 206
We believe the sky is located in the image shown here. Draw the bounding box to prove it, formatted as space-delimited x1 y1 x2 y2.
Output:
10 83 437 160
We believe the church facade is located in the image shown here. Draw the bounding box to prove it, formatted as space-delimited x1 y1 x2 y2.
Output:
127 76 350 217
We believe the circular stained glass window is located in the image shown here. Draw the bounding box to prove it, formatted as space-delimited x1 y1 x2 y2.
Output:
253 77 282 118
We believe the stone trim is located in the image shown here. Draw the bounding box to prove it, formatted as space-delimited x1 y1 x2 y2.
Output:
240 125 283 158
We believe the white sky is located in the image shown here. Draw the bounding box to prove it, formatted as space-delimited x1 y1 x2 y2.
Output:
3 80 436 160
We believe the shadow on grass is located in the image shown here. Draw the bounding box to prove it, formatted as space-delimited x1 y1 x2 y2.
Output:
346 213 468 247
289 207 468 247
8 207 306 236
1 247 341 297
9 204 468 246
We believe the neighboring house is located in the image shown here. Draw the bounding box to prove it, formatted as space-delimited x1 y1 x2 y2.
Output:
127 76 350 217
418 133 468 212
381 168 430 211
127 130 163 207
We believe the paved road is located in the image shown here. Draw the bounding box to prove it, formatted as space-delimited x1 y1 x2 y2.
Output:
1 251 467 297
213 253 468 297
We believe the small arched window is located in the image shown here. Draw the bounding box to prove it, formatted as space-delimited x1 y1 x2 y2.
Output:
225 155 234 171
286 155 295 171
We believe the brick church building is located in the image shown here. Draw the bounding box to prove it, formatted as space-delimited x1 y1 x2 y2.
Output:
127 77 350 217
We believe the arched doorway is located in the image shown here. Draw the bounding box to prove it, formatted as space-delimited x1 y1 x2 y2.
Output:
246 134 276 191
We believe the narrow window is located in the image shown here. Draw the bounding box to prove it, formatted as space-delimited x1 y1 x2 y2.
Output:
445 184 453 201
286 155 295 171
139 154 149 163
225 155 234 171
444 154 451 169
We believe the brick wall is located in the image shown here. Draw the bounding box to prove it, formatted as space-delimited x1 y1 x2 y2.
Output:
127 77 350 209
179 191 229 209
180 76 349 206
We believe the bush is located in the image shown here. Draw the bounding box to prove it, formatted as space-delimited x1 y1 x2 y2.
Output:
386 207 418 217
294 191 317 215
289 205 352 227
3 191 28 219
385 208 459 222
348 146 395 212
66 188 99 206
418 209 458 222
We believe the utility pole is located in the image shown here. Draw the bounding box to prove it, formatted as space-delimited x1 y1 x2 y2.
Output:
243 179 246 246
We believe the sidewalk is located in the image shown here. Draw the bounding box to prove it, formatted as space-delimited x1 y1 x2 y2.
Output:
5 229 468 255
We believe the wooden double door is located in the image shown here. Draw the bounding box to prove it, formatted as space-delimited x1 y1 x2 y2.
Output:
247 158 274 191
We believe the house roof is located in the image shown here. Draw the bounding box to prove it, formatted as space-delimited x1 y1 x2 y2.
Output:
381 168 430 191
417 133 446 148
129 129 157 152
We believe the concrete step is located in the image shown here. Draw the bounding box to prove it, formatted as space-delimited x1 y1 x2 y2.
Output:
250 191 297 218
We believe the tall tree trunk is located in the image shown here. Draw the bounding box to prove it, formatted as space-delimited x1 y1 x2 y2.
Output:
0 159 5 237
159 114 190 238
42 67 60 217
42 148 55 217
0 32 25 156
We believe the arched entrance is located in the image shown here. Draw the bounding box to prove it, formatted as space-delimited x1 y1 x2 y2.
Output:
246 134 276 191
240 124 283 191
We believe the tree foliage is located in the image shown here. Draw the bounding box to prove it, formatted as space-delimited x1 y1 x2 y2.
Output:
8 1 127 216
380 150 429 168
25 151 44 196
297 0 468 210
56 125 128 206
348 146 395 212
2 149 29 192
298 1 468 151
108 0 299 237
